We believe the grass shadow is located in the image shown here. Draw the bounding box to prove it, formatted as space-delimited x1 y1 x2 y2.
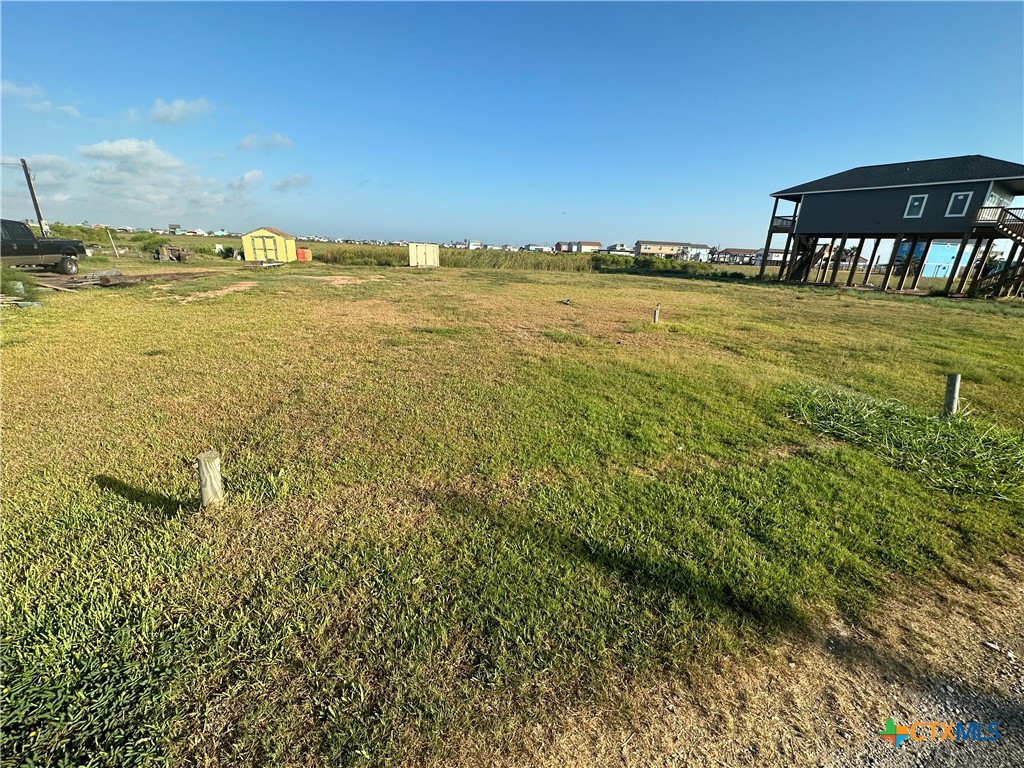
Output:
93 474 189 518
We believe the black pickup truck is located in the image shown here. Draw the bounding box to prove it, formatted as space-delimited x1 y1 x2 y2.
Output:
1 218 90 275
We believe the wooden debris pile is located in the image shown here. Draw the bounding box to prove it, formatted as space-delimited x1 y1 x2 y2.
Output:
156 245 194 262
0 294 42 309
34 271 211 291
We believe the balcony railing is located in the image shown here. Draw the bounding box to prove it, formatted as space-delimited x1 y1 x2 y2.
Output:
975 207 1024 241
771 216 795 231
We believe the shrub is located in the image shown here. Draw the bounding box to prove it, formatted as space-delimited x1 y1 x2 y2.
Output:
589 254 633 270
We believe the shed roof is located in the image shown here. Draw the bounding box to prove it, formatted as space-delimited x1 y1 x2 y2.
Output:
247 226 295 239
773 155 1024 201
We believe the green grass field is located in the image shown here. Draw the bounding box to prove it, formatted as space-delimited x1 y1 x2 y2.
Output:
2 260 1022 766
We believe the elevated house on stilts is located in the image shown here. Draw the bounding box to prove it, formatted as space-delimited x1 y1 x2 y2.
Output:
760 155 1024 297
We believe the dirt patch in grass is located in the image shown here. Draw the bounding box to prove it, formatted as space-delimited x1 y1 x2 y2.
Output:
433 554 1024 767
299 275 386 286
178 281 257 302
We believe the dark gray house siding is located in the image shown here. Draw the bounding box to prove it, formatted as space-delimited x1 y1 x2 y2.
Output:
761 155 1024 296
793 181 992 236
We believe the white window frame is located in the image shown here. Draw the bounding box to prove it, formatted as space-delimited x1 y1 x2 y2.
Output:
904 194 928 219
944 191 973 218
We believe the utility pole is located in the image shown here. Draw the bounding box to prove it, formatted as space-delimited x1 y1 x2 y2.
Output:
21 158 49 236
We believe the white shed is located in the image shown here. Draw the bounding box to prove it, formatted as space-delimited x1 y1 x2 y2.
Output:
409 242 440 267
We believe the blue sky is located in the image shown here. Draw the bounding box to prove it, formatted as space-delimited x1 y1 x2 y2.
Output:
2 1 1022 247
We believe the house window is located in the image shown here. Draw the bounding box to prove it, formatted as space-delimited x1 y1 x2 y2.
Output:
945 191 973 217
904 194 928 219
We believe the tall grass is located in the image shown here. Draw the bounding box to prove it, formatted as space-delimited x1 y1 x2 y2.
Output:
314 244 595 271
790 386 1024 503
440 249 592 271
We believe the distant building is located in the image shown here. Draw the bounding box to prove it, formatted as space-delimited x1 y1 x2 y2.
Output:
576 241 601 253
762 154 1024 296
602 243 634 256
522 244 554 252
753 248 787 266
717 248 758 264
634 240 709 260
554 241 574 252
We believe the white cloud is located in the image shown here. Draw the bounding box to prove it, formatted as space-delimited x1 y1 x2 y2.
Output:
238 132 293 151
77 138 224 214
273 173 309 191
3 82 79 116
79 138 182 169
2 80 43 97
27 100 80 117
228 169 263 191
1 153 82 210
264 133 292 149
150 97 215 124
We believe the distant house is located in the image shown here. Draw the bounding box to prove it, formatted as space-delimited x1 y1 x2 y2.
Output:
762 154 1024 296
636 240 685 258
554 241 574 252
241 226 297 262
754 248 787 266
717 248 758 264
522 244 554 252
466 240 482 250
603 243 634 256
634 240 708 260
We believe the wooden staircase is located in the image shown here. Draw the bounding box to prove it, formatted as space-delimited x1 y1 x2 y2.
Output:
970 207 1024 298
974 260 1024 298
978 206 1024 246
784 236 818 283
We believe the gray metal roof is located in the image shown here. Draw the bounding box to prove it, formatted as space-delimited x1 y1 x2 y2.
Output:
773 155 1024 201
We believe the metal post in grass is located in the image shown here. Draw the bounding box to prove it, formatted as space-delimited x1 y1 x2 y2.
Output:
653 304 661 324
944 374 961 416
198 451 225 508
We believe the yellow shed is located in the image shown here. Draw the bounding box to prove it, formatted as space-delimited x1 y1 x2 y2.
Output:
242 226 297 263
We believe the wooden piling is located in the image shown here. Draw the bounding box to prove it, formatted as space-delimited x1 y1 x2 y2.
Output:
944 374 961 416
